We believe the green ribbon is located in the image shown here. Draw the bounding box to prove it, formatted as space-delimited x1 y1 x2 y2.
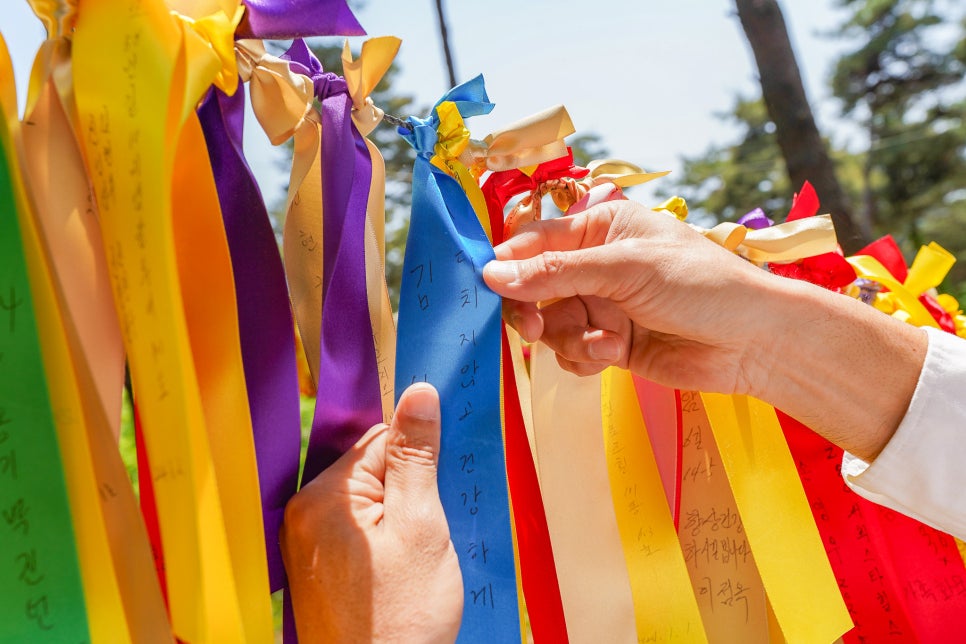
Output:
0 104 90 640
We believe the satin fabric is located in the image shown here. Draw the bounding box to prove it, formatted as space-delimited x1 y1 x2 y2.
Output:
0 33 90 642
395 77 522 643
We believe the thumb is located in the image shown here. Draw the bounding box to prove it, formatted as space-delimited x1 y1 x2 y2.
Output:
383 383 444 521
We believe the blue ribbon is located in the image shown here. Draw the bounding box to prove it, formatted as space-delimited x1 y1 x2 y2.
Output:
396 76 521 643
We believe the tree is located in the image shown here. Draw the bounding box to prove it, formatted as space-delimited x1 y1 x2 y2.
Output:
830 0 966 261
735 0 867 252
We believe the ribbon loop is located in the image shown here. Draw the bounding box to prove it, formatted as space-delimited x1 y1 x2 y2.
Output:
236 39 314 145
28 0 78 39
474 104 575 172
171 5 245 96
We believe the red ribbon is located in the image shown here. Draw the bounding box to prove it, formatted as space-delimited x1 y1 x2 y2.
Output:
481 149 588 245
780 411 966 641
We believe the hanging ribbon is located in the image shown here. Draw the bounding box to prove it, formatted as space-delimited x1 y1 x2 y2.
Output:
601 370 707 642
24 0 126 444
0 32 90 641
197 76 301 591
20 4 171 639
395 76 522 642
342 37 402 422
675 391 772 640
781 411 966 641
281 39 384 486
529 344 638 643
700 394 853 642
73 1 271 640
237 0 365 39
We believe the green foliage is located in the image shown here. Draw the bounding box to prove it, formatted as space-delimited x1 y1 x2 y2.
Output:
830 0 966 289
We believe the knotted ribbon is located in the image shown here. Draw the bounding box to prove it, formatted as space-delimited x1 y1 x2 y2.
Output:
849 235 955 330
281 39 383 488
395 76 523 642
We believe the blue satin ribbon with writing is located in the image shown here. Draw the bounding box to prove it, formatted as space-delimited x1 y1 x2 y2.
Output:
395 76 522 642
197 85 301 592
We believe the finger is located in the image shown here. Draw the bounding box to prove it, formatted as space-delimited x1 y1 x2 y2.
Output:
556 352 607 377
502 299 543 343
484 243 627 304
492 201 620 261
539 298 622 363
383 383 444 521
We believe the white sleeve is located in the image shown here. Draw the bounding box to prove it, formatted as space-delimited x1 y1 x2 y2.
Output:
842 326 966 541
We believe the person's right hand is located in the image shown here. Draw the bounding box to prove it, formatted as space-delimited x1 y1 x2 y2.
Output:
482 200 779 396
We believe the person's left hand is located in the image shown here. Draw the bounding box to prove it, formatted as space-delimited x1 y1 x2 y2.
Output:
280 383 463 643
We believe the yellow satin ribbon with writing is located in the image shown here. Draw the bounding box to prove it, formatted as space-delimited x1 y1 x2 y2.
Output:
73 1 271 640
18 5 172 639
602 368 707 642
700 394 852 643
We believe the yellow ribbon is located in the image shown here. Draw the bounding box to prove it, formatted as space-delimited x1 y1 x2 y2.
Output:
474 104 575 173
701 215 839 264
602 369 707 642
343 36 401 421
73 1 271 640
431 100 493 240
18 6 171 639
846 243 955 328
586 158 670 188
700 394 852 643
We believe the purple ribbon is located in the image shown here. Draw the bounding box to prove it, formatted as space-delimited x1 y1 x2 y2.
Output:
197 87 301 592
283 39 383 484
737 206 773 230
238 0 366 39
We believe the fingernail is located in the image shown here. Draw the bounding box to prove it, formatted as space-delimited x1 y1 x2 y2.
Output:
589 336 620 362
404 383 440 422
484 260 518 284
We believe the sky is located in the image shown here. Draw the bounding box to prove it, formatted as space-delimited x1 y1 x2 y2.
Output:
1 0 856 208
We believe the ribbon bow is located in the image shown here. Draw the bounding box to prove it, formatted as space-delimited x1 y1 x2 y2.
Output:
171 4 245 99
699 182 851 287
849 234 956 330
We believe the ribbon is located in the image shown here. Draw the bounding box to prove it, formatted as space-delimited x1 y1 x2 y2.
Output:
700 394 853 642
675 391 771 639
781 411 966 641
20 5 171 639
530 344 637 642
73 1 271 639
341 36 401 423
395 76 522 642
0 33 90 641
24 0 126 444
197 79 301 591
237 0 365 39
280 39 384 489
849 235 955 330
602 370 707 642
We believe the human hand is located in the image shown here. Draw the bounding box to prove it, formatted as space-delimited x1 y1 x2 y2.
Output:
482 200 777 395
280 384 463 643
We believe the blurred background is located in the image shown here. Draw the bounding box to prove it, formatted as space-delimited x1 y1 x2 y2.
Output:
4 0 965 298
